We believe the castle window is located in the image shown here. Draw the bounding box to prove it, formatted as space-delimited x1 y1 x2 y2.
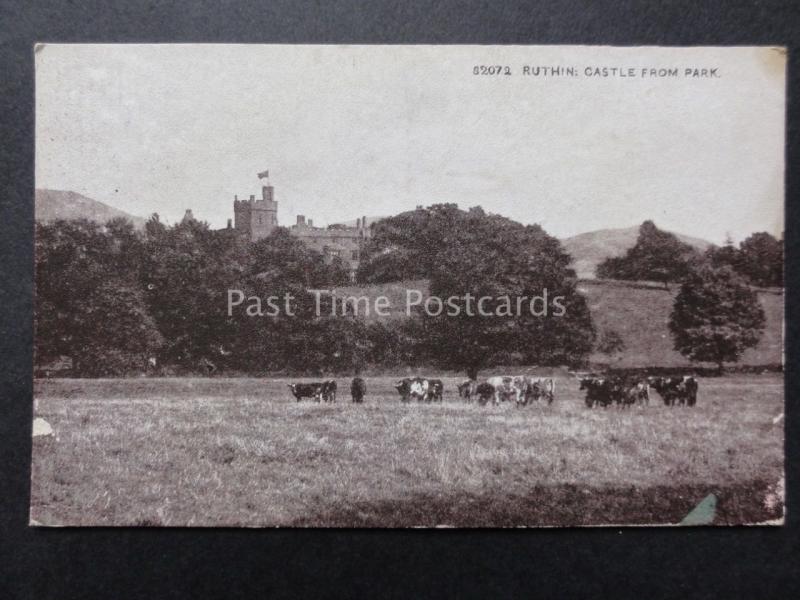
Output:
351 250 359 260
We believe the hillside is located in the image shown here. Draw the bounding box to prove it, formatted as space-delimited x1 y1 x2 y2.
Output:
332 278 782 369
35 189 146 229
561 226 712 279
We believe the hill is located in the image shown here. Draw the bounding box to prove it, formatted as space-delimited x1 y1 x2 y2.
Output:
332 278 782 369
561 226 712 279
35 189 146 229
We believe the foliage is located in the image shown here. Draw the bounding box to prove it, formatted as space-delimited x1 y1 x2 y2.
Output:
356 204 465 283
35 217 351 376
704 231 783 288
596 220 699 287
35 219 163 375
737 232 783 287
669 265 766 369
387 206 596 374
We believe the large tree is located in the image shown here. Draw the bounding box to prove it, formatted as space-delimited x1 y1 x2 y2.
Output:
393 206 595 375
596 220 699 287
35 219 162 375
669 265 766 371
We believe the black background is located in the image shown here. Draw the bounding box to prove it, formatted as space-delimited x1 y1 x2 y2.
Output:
1 1 798 597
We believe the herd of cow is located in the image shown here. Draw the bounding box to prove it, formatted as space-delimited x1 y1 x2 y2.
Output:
578 374 698 408
287 374 699 408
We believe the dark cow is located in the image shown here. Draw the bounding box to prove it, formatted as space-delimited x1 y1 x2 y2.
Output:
288 382 324 402
427 379 444 402
579 376 616 408
457 380 477 401
322 380 337 402
475 382 496 406
350 377 366 403
649 376 698 406
524 377 556 405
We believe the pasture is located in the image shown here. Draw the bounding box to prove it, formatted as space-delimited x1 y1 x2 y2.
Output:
30 374 784 527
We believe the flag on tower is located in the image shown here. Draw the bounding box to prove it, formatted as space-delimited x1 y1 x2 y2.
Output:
257 170 269 179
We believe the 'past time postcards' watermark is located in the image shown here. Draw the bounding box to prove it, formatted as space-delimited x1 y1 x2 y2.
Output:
227 289 567 318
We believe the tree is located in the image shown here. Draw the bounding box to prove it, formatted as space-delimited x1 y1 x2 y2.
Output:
705 234 740 271
737 232 783 288
596 220 699 287
77 281 164 376
34 219 162 375
669 265 765 371
401 206 595 375
140 216 247 368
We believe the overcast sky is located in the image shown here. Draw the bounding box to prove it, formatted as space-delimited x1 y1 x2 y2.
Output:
35 45 785 243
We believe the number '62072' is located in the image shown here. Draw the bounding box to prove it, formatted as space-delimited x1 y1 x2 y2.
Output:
473 65 512 75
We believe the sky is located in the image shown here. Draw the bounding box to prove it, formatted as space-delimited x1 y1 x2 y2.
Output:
35 45 786 243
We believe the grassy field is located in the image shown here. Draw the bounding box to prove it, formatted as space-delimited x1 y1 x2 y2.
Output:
31 374 784 527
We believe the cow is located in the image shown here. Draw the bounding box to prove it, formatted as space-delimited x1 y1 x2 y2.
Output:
350 377 366 403
394 377 430 402
475 382 496 406
288 382 325 402
524 377 556 405
649 376 698 406
457 379 478 401
579 376 616 408
322 380 337 402
485 376 525 405
427 379 444 402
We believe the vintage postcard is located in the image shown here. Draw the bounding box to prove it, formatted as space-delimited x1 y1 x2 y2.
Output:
31 45 785 527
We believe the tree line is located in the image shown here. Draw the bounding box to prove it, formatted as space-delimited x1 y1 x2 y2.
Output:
35 208 776 377
596 220 783 289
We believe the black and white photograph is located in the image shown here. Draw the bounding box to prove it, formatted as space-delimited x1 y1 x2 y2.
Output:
31 44 785 527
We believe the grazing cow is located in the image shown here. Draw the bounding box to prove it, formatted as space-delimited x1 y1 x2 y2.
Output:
475 382 496 406
579 376 616 408
485 376 524 405
288 382 325 402
427 379 444 402
524 377 556 405
457 379 477 401
648 376 698 406
683 376 698 407
394 377 430 402
322 380 337 402
350 377 366 403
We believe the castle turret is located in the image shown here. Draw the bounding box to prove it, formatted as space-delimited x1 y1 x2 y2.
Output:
233 173 278 241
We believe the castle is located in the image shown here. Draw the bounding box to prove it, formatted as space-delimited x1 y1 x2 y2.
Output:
231 173 372 279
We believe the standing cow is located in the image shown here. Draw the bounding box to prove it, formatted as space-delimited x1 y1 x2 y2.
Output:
322 380 337 402
288 382 325 402
350 377 366 403
427 379 444 402
524 377 556 405
394 377 429 402
475 382 496 406
458 379 478 401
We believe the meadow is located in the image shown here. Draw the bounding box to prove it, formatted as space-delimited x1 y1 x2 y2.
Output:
30 374 784 527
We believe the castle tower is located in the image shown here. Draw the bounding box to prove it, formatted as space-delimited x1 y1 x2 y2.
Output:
233 172 278 241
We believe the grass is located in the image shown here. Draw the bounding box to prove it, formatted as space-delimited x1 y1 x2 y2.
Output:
31 374 784 527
